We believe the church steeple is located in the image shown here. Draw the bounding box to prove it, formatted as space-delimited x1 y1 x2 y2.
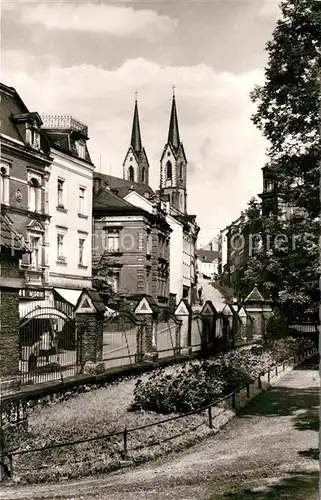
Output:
130 95 142 153
167 91 180 150
159 89 188 214
123 93 150 185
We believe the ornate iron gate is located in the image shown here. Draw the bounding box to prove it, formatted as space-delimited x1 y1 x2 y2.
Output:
19 301 76 385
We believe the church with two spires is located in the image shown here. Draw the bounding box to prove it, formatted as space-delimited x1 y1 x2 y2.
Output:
93 92 199 307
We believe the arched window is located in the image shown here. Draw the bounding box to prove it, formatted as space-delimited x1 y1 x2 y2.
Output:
166 161 172 180
29 177 41 212
179 163 184 180
128 166 134 182
141 167 146 183
0 164 9 205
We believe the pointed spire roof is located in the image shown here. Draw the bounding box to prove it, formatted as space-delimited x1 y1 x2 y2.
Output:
167 93 180 150
244 286 265 304
130 97 142 154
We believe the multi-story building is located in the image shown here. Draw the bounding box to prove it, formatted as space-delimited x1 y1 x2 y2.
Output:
0 83 52 302
196 248 219 280
93 175 171 307
40 114 95 304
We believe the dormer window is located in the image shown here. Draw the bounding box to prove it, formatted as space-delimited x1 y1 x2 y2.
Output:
26 125 41 150
76 141 86 159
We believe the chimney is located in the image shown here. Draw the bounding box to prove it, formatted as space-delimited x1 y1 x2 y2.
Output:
93 177 101 194
209 241 213 251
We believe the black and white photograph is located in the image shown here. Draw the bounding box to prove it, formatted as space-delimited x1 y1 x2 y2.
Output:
0 0 319 498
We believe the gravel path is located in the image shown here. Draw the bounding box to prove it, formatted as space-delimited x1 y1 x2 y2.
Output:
0 356 319 500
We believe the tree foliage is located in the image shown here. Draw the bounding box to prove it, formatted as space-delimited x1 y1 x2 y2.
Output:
92 252 122 308
236 0 320 320
251 0 321 218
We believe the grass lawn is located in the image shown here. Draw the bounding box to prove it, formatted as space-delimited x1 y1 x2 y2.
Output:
8 337 314 484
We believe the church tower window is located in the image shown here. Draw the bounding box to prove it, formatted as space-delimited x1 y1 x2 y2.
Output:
141 167 145 183
166 161 172 180
128 166 134 182
179 162 184 180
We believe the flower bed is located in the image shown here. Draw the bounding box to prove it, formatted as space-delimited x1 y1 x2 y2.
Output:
7 336 314 484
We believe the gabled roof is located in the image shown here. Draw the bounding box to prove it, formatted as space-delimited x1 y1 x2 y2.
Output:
160 141 187 164
95 172 155 199
0 82 51 156
197 249 219 263
0 214 30 255
42 130 93 165
93 185 147 215
244 286 265 304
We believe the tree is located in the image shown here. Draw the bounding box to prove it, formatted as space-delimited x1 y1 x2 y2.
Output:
251 0 321 219
238 0 321 321
92 252 122 308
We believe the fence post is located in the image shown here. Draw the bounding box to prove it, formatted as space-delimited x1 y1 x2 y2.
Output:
123 426 128 459
208 406 213 429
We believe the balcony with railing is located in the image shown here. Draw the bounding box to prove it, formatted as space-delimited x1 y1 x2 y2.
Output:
40 114 88 137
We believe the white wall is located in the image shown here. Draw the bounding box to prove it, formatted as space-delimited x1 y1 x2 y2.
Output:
47 149 93 290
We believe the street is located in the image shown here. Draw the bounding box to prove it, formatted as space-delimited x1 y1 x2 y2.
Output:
0 355 318 500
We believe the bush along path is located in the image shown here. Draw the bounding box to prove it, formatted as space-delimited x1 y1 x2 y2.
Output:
2 337 315 485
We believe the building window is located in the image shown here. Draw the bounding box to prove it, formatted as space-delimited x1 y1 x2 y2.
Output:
179 162 184 179
128 166 134 182
30 236 41 269
76 141 86 159
78 238 85 266
264 179 274 192
78 187 86 214
29 177 41 213
0 163 9 205
57 233 65 260
105 230 120 252
26 126 41 150
57 179 65 207
141 167 146 183
146 231 152 255
166 161 172 180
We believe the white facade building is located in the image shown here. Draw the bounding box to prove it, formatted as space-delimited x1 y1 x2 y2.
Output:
41 115 94 303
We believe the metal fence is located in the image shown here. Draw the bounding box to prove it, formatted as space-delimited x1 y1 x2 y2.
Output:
1 345 317 481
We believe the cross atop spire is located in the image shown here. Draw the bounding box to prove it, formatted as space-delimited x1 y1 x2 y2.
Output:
130 95 142 153
167 90 180 150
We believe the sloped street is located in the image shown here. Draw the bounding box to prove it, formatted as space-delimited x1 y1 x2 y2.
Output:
0 355 318 500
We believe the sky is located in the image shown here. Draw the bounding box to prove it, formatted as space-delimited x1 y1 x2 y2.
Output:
1 0 281 247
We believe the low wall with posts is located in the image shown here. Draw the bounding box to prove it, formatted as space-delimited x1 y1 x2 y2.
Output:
0 345 317 481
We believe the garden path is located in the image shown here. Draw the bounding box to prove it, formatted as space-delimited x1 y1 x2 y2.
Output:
0 356 319 500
